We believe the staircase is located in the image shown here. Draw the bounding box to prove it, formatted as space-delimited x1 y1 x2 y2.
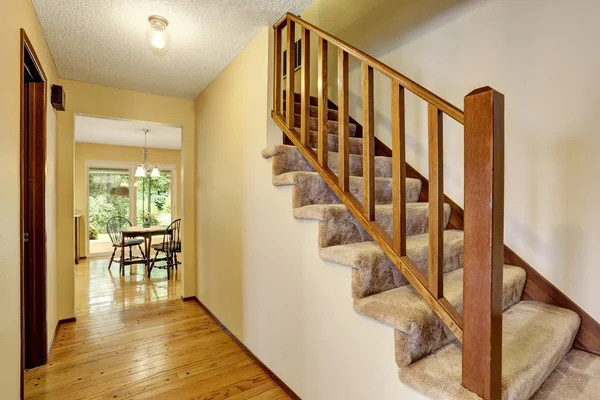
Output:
263 13 600 400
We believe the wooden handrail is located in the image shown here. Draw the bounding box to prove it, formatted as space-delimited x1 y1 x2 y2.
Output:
272 13 504 399
275 13 464 124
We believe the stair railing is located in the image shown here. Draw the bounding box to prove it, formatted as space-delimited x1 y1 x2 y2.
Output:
271 13 505 399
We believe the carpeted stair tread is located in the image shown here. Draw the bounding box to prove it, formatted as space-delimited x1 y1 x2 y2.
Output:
531 349 600 400
308 131 363 155
355 265 526 366
399 301 580 400
294 203 451 244
320 231 464 298
262 144 393 178
294 115 358 137
271 171 421 207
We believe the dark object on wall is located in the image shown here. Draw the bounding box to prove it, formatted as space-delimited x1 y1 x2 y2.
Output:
51 84 66 111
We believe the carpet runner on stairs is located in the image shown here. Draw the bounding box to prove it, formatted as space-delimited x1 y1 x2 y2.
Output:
263 99 598 399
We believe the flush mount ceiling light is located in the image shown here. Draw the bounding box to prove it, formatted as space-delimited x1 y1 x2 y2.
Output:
147 15 170 50
135 129 160 178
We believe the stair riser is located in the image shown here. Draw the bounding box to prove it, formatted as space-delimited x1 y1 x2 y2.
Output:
267 145 391 179
309 204 451 249
392 267 527 367
309 132 363 155
293 114 358 137
289 173 421 208
351 233 464 299
293 103 339 120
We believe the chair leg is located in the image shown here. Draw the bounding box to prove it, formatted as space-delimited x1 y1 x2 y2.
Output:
129 246 133 261
108 247 117 269
173 252 179 270
166 251 172 280
150 250 160 270
138 244 145 258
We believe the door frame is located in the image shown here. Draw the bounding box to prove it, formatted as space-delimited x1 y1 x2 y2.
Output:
20 29 48 394
84 160 177 257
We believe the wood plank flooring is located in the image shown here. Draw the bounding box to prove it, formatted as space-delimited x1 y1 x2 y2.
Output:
25 257 291 399
75 256 182 316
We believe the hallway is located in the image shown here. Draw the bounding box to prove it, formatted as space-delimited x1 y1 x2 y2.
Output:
24 258 291 399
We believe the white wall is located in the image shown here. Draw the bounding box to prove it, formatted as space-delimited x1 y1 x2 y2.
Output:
300 0 600 322
195 27 426 399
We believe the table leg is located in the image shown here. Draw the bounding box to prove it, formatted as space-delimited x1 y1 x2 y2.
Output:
121 237 125 277
146 235 153 278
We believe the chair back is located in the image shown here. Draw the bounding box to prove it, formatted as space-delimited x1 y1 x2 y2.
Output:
162 219 181 253
106 216 132 246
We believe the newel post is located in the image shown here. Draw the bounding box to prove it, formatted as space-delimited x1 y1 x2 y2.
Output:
462 87 505 399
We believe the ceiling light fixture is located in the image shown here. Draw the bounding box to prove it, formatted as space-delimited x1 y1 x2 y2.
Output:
147 15 170 50
136 129 160 178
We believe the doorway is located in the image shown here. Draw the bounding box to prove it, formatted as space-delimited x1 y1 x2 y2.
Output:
87 165 175 256
20 29 48 374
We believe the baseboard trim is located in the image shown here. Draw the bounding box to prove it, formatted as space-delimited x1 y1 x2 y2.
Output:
183 296 301 399
49 317 77 352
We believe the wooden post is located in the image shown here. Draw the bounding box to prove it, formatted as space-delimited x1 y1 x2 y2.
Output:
428 104 444 299
462 86 505 400
362 63 375 220
317 37 328 166
273 25 282 116
338 49 349 192
285 19 295 129
392 82 406 256
300 27 310 146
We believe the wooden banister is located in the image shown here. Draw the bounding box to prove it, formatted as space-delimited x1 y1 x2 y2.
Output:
462 87 505 399
300 28 310 147
272 14 504 398
337 48 349 192
275 13 464 124
392 82 407 256
362 62 375 221
273 26 282 116
285 19 295 130
317 37 328 167
428 104 444 299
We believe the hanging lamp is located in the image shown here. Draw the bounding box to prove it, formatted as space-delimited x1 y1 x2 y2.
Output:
135 129 160 178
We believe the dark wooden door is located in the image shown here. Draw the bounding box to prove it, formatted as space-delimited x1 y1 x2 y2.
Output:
21 30 48 382
22 82 47 369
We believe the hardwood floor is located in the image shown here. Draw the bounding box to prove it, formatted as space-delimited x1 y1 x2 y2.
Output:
24 258 291 399
75 256 181 316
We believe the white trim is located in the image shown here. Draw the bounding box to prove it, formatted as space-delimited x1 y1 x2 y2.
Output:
84 160 177 257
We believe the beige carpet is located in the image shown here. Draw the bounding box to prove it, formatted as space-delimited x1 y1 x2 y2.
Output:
263 100 598 399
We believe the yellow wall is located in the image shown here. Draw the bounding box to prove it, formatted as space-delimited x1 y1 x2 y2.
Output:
0 0 60 397
297 0 600 322
194 27 427 399
74 142 182 256
57 79 196 321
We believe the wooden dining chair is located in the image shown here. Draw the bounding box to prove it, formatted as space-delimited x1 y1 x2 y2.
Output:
106 216 145 274
149 219 181 279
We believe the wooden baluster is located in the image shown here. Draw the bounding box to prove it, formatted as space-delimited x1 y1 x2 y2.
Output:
273 25 282 116
362 63 375 220
392 82 406 255
462 87 505 400
338 48 349 192
317 37 328 166
286 19 295 130
428 104 444 299
300 28 311 147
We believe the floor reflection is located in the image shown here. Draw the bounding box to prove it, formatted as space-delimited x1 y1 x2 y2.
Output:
75 256 182 316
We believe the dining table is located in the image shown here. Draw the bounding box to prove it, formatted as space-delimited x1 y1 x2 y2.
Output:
120 225 167 277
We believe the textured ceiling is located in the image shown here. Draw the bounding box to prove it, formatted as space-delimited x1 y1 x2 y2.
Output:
75 115 182 150
32 0 312 99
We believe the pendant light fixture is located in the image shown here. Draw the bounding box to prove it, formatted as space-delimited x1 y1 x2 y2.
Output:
136 129 160 178
147 15 170 50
